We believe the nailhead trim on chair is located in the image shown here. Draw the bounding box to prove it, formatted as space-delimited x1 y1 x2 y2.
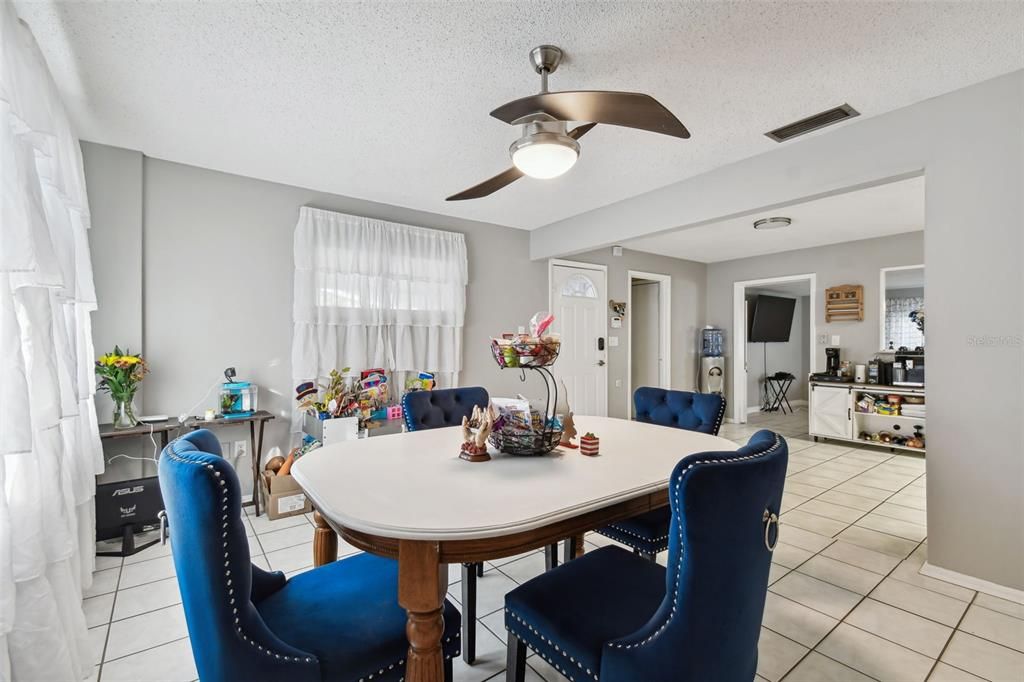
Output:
164 445 317 667
506 609 598 682
607 433 783 652
602 524 668 545
359 632 460 682
711 396 727 436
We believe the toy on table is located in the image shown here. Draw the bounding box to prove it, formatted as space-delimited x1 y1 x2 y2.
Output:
460 405 494 463
580 432 600 456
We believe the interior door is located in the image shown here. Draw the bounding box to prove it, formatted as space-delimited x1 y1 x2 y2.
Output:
550 263 608 417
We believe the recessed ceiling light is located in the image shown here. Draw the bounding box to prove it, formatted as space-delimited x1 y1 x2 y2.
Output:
753 217 792 230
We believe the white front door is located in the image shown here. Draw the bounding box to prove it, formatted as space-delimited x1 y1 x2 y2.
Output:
550 262 608 417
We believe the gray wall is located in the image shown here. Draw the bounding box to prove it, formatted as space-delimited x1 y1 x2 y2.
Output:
562 248 706 419
532 71 1024 592
708 231 924 413
745 292 809 409
84 143 546 489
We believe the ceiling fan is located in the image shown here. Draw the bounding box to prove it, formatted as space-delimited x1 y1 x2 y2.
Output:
446 45 690 201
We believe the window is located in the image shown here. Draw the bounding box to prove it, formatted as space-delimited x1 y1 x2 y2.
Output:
292 208 468 429
885 295 925 349
561 273 598 298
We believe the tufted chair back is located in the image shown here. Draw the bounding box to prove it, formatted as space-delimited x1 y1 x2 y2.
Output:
601 429 788 681
159 430 319 682
402 387 490 432
633 387 726 435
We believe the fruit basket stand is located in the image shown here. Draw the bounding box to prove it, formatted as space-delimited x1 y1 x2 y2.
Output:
488 338 563 455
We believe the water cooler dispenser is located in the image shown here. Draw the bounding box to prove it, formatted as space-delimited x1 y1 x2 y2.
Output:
700 327 725 394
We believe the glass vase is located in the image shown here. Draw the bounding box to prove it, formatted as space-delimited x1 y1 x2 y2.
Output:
112 397 138 430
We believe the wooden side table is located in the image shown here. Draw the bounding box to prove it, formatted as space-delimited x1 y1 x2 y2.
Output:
185 410 275 516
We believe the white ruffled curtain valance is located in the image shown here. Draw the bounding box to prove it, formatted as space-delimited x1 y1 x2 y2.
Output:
292 207 467 424
2 5 104 680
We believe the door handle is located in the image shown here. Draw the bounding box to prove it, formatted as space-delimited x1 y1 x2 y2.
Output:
597 360 606 367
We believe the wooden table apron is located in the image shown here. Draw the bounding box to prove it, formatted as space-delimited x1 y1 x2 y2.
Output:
293 416 736 682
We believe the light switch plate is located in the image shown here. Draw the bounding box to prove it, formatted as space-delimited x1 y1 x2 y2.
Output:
614 379 622 387
831 335 841 346
608 336 619 347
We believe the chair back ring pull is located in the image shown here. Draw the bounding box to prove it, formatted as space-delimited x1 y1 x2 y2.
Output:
763 509 780 552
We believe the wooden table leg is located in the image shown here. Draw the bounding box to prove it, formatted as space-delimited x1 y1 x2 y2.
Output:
573 534 585 558
313 510 338 567
399 540 445 682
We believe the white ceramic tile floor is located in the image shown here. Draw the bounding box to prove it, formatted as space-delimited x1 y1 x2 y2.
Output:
83 409 1024 682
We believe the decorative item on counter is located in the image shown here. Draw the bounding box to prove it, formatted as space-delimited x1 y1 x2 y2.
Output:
204 408 217 421
459 405 494 462
580 432 600 456
554 379 578 448
95 346 149 429
909 308 925 334
386 404 403 420
218 367 259 419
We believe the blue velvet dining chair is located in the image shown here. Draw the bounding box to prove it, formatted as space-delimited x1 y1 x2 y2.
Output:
402 386 490 664
594 387 727 560
158 429 461 682
504 429 787 682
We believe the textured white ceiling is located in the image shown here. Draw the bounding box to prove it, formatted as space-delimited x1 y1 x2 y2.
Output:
16 1 1024 230
623 176 924 263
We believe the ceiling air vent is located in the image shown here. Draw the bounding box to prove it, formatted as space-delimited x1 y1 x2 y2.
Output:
765 104 860 142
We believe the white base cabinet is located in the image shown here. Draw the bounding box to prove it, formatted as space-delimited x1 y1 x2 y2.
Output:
809 384 853 440
808 381 926 455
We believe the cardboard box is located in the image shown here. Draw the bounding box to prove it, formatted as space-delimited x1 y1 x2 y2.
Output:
261 471 312 520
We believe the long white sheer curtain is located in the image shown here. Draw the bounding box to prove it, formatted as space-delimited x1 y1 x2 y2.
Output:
292 207 467 427
1 6 103 680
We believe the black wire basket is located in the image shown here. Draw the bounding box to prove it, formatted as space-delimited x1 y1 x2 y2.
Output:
488 425 563 456
490 338 561 369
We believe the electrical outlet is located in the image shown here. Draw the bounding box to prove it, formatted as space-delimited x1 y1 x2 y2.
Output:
614 379 623 388
231 439 248 464
817 334 828 345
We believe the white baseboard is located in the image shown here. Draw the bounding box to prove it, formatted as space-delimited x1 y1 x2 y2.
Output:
921 561 1024 604
745 400 808 415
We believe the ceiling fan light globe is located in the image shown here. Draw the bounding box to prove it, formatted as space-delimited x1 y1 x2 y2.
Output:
509 133 580 179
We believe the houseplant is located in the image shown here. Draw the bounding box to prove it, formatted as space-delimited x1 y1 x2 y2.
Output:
95 346 148 429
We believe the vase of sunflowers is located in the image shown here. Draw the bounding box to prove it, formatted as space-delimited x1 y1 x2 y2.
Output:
96 346 148 429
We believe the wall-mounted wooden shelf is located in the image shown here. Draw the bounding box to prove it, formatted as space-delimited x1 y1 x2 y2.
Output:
825 284 864 322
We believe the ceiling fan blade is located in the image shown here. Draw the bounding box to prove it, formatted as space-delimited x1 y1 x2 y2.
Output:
491 91 689 139
567 122 597 139
446 166 524 201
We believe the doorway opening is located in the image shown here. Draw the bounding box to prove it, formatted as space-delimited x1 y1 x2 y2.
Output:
731 274 816 424
626 271 671 418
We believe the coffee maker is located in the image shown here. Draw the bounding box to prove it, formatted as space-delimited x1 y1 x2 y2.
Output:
825 347 841 376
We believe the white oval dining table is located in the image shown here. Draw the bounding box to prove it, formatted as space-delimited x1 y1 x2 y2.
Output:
291 415 737 682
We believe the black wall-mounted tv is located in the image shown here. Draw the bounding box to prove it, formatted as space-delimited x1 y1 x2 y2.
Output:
750 295 796 342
